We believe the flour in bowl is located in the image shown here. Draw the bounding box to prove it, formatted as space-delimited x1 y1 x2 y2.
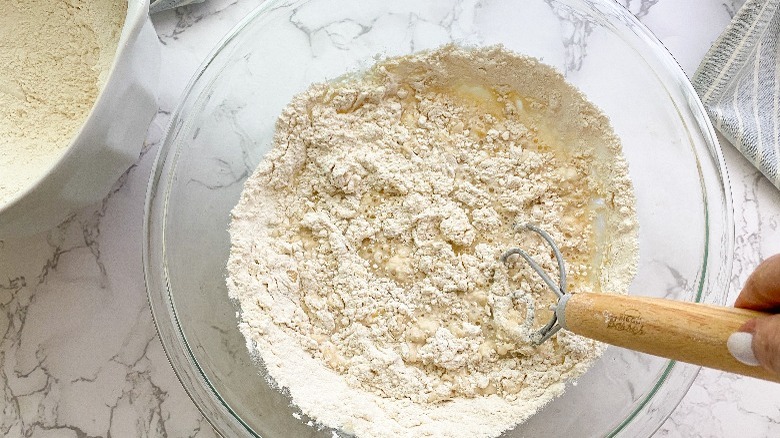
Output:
0 0 127 206
227 45 638 438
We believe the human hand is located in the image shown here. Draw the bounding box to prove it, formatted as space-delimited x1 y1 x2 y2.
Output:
727 254 780 377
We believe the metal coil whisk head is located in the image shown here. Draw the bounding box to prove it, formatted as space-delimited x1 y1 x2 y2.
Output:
500 223 567 345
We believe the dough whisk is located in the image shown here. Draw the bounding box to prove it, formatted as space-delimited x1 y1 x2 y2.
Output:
501 224 780 383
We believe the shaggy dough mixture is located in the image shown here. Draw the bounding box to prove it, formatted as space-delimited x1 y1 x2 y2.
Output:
228 45 638 438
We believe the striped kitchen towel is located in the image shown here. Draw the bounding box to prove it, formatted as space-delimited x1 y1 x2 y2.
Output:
692 0 780 189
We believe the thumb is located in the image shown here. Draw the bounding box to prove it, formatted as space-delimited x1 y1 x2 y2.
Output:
728 315 780 376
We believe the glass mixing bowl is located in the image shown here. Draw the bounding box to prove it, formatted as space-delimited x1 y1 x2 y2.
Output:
144 0 733 436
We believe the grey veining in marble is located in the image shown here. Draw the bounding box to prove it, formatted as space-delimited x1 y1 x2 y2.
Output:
1 1 779 437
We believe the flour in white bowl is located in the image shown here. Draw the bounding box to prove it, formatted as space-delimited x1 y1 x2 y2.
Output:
227 45 638 438
0 1 127 206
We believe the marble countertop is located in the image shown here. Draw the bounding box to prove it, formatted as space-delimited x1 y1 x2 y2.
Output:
1 0 779 436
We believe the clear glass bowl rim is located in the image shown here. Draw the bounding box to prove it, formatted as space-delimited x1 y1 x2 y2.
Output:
143 1 735 436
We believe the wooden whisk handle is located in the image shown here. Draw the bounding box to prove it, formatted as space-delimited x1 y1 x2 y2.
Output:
559 293 780 383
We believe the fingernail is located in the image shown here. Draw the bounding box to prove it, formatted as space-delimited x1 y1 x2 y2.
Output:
727 332 760 366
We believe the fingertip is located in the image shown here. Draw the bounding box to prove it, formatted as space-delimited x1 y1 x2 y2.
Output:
735 279 763 311
735 254 780 312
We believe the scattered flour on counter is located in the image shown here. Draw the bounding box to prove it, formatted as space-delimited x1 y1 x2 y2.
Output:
0 0 127 206
227 45 639 438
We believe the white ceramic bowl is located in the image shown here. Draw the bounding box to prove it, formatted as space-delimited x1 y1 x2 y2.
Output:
0 0 160 238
